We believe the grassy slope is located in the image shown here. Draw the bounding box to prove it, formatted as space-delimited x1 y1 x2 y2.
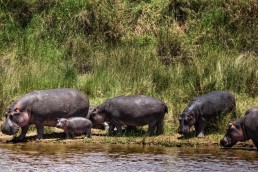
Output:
0 0 257 146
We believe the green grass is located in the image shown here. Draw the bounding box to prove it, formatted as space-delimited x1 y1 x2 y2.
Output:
0 0 257 139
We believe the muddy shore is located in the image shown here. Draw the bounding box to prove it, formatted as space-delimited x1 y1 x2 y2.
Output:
0 129 255 150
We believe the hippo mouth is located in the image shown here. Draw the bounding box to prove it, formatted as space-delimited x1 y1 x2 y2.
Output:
220 137 236 148
56 123 64 129
178 127 190 135
1 121 20 135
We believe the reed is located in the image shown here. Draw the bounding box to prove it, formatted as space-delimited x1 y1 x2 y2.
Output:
0 0 257 137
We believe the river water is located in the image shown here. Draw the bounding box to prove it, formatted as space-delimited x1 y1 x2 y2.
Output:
0 142 258 172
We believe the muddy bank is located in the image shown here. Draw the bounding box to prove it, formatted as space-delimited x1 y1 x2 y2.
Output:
0 129 255 150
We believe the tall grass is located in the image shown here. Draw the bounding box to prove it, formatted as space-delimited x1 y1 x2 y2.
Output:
0 0 257 134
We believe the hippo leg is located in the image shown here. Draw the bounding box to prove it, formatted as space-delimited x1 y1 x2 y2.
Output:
156 119 164 134
252 139 258 151
65 132 70 139
35 123 44 140
70 132 75 138
114 123 122 135
108 123 116 136
147 122 157 135
195 118 205 138
12 125 30 142
85 129 91 138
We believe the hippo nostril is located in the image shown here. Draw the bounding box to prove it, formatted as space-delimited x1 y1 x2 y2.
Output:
220 137 230 147
220 139 225 146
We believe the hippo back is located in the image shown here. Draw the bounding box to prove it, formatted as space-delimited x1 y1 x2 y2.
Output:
100 95 167 126
13 88 89 119
195 91 235 117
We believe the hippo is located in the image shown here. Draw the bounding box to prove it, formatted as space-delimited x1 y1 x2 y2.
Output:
88 95 168 136
220 106 258 150
1 88 89 142
86 105 108 130
178 90 236 137
56 117 92 139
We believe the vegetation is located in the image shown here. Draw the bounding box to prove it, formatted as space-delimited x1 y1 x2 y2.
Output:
0 0 257 141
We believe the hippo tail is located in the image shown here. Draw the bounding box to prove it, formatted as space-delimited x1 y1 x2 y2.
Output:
164 103 168 113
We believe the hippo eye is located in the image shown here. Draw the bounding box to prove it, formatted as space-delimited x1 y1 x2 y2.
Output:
235 125 240 129
14 112 19 116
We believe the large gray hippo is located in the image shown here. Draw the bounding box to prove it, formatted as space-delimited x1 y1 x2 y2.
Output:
1 88 89 142
88 95 168 136
178 91 236 137
220 106 258 150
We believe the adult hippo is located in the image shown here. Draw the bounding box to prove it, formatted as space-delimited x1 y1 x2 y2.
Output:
88 95 168 136
220 106 258 150
178 91 236 137
1 88 89 142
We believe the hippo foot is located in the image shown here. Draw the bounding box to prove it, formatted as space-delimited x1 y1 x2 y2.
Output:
196 133 204 138
35 135 43 140
10 136 26 143
66 136 75 139
107 131 116 136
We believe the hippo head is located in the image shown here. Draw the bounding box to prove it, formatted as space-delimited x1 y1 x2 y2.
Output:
56 118 69 129
220 122 245 148
1 107 30 135
178 111 196 135
88 108 107 125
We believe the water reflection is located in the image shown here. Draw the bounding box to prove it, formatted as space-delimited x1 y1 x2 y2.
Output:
0 143 258 171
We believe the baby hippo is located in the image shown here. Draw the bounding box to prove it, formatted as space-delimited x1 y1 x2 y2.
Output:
56 117 93 139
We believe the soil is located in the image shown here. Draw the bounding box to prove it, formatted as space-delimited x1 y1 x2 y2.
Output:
0 129 255 150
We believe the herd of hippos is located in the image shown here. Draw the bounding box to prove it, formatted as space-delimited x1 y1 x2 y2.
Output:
1 88 258 150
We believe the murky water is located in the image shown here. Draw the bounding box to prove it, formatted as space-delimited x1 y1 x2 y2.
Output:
0 142 258 172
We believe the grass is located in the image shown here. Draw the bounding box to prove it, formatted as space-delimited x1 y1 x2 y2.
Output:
0 0 257 146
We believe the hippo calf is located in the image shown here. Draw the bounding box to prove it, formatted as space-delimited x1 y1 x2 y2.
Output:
1 88 89 142
178 91 236 137
220 106 258 150
56 117 92 139
89 95 168 136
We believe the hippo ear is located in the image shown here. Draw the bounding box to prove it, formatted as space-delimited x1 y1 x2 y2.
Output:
228 123 234 129
92 108 101 113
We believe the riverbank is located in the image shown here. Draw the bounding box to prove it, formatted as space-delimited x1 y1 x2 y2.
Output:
0 129 254 150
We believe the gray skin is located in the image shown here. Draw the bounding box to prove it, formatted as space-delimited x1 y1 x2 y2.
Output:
89 95 168 136
56 117 93 139
86 105 108 130
220 106 258 150
178 91 236 137
1 88 89 142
